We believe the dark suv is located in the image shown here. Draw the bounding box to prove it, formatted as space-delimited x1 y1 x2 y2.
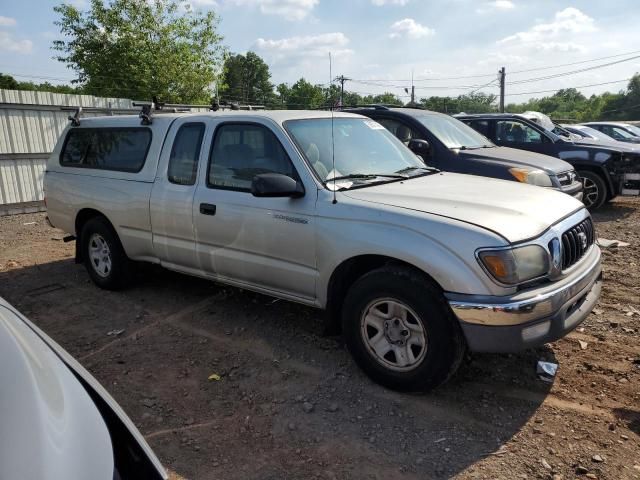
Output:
348 107 583 202
456 113 640 209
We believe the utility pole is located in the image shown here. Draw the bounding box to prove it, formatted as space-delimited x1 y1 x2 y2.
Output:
410 69 415 105
335 75 350 106
499 67 506 113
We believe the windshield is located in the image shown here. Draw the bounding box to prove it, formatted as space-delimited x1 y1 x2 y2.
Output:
416 114 493 149
624 124 640 137
613 127 635 139
284 118 426 185
575 126 604 140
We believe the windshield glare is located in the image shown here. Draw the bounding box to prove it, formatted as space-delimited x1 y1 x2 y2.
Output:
625 124 640 137
285 118 424 183
416 114 493 149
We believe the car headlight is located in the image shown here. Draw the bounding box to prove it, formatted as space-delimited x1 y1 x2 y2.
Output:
509 168 553 187
478 245 550 285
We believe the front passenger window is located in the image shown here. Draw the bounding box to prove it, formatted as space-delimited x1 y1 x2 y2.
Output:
208 123 298 191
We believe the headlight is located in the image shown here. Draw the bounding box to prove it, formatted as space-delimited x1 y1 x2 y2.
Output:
478 245 550 285
509 168 553 187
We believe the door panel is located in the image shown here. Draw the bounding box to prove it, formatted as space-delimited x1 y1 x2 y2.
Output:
150 120 206 271
193 120 317 300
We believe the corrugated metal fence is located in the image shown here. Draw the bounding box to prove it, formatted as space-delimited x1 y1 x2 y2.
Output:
0 89 137 215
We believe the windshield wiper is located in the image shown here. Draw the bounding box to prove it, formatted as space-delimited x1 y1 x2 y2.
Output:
453 145 485 150
326 173 407 182
395 166 439 174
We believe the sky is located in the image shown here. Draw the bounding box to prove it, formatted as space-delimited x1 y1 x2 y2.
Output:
1 0 639 102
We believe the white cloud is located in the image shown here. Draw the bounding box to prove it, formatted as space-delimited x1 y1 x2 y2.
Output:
254 32 353 63
498 7 596 44
228 0 318 20
389 18 434 39
0 31 33 54
491 0 514 9
0 16 16 27
534 42 587 53
371 0 410 5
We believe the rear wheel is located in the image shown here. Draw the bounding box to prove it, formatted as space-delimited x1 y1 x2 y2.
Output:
81 217 132 290
578 170 607 210
342 266 465 392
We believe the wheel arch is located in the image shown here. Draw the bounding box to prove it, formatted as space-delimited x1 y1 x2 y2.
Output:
572 163 614 194
74 208 119 263
324 254 443 335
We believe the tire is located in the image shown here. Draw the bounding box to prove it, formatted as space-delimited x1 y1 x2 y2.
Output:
342 266 466 392
578 170 607 210
80 216 132 290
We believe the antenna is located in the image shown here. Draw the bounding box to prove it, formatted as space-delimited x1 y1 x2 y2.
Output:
329 52 337 204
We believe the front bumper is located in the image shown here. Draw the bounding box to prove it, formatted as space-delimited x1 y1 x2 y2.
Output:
446 248 601 353
558 180 583 201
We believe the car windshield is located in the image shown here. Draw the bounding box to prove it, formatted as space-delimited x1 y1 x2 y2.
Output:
284 118 428 187
416 114 493 149
624 124 640 137
612 127 635 139
576 126 605 140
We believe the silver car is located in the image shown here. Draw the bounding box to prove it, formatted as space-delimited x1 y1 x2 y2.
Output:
44 110 602 392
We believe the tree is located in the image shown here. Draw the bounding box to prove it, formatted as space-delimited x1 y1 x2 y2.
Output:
361 92 403 106
0 72 81 93
0 73 19 90
53 0 226 102
286 78 325 109
219 51 274 105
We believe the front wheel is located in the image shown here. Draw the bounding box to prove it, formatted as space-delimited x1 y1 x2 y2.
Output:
342 266 465 392
578 170 607 210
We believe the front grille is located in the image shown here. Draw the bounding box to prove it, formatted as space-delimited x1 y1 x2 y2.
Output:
561 217 595 270
557 170 577 186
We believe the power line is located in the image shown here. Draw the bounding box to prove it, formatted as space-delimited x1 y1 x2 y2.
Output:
350 79 493 91
508 55 640 85
509 49 640 75
505 78 631 97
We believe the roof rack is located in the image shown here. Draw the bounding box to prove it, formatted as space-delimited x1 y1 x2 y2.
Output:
132 97 266 124
62 106 120 126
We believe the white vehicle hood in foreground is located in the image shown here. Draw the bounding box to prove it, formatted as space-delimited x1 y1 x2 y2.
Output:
343 172 584 243
0 301 114 480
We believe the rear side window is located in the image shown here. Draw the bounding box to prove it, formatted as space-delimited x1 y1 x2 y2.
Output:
168 123 205 185
60 128 152 172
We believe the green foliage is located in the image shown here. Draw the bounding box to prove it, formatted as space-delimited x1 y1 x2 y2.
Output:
219 51 275 105
503 74 640 121
281 78 326 109
360 92 403 106
0 73 81 93
52 0 225 102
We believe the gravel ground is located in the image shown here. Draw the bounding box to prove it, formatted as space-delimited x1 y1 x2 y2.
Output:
0 198 638 480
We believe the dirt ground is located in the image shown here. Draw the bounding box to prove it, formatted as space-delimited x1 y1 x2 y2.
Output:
0 198 638 480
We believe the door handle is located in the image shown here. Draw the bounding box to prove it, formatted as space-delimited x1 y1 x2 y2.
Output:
199 203 217 216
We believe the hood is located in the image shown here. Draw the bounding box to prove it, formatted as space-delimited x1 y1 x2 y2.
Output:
570 136 640 153
459 146 573 174
342 172 584 243
0 300 114 480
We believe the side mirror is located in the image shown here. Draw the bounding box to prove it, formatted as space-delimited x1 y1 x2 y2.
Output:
408 138 430 157
251 173 304 198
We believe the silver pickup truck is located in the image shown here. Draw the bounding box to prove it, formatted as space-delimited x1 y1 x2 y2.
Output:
44 110 602 391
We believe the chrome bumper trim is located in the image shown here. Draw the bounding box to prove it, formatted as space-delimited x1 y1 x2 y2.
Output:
447 249 601 326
